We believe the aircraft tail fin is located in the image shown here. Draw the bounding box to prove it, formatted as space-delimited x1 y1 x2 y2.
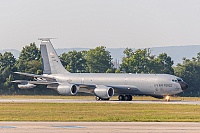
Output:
39 38 70 74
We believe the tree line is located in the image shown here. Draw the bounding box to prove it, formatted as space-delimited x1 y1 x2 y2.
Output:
0 43 199 97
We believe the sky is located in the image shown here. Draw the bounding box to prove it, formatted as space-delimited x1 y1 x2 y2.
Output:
0 0 200 50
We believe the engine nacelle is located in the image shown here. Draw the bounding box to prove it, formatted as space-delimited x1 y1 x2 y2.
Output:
94 85 114 99
57 84 79 95
18 83 36 89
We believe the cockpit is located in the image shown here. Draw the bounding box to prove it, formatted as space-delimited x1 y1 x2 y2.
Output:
172 77 188 90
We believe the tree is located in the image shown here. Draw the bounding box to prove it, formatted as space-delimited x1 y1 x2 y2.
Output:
59 50 88 73
123 48 134 58
19 43 41 61
120 48 151 73
85 46 113 73
121 48 174 74
174 54 200 96
156 53 174 74
0 52 16 68
0 52 16 93
15 43 42 74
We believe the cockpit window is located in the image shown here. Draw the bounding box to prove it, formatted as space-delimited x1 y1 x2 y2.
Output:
177 78 183 82
172 79 178 82
172 78 183 82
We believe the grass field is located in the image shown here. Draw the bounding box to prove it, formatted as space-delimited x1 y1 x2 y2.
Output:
0 95 199 122
0 102 199 122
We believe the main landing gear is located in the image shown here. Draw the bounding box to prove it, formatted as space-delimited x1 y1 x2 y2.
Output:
118 95 132 101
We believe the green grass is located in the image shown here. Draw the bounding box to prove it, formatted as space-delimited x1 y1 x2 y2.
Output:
0 103 199 122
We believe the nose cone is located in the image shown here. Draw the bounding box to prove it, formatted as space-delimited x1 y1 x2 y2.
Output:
179 81 188 90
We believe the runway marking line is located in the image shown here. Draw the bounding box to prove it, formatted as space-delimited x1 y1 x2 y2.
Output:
52 126 86 129
0 126 16 129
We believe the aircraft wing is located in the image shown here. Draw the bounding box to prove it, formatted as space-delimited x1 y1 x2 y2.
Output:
12 80 59 85
13 72 56 81
12 72 58 87
75 83 139 94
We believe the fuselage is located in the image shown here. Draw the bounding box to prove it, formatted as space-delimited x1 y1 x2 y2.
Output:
48 73 183 97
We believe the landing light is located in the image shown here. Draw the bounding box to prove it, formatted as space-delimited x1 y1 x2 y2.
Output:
165 96 170 102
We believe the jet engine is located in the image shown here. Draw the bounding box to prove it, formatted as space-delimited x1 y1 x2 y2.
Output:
94 85 114 99
18 83 36 89
57 84 79 95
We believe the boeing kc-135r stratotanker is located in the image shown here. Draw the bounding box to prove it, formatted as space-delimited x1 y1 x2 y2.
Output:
12 38 188 101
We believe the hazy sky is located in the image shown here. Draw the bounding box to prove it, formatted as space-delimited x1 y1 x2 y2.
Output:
1 0 200 50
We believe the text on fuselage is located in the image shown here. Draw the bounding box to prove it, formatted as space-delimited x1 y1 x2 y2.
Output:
154 84 172 87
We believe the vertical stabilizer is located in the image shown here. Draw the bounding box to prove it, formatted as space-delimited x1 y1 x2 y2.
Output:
39 38 70 74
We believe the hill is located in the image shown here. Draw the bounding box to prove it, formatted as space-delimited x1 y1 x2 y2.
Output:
1 45 200 66
150 45 200 65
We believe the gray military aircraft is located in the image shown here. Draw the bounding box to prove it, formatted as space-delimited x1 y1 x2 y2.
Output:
12 38 188 101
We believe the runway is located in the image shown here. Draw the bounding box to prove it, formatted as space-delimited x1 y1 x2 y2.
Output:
0 122 199 133
0 98 199 105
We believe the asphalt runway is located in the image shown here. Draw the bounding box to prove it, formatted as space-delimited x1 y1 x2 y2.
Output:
0 122 199 133
0 98 199 105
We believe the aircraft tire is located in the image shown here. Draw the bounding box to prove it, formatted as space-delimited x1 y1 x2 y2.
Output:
124 95 129 101
129 95 133 101
118 95 125 101
95 96 101 101
124 95 132 101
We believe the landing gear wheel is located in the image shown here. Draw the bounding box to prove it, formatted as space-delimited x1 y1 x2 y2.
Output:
118 95 132 101
125 95 132 101
118 95 125 101
95 96 101 101
128 95 132 101
124 95 129 101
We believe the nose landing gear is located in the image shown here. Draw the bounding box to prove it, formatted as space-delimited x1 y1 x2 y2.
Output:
118 95 132 101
